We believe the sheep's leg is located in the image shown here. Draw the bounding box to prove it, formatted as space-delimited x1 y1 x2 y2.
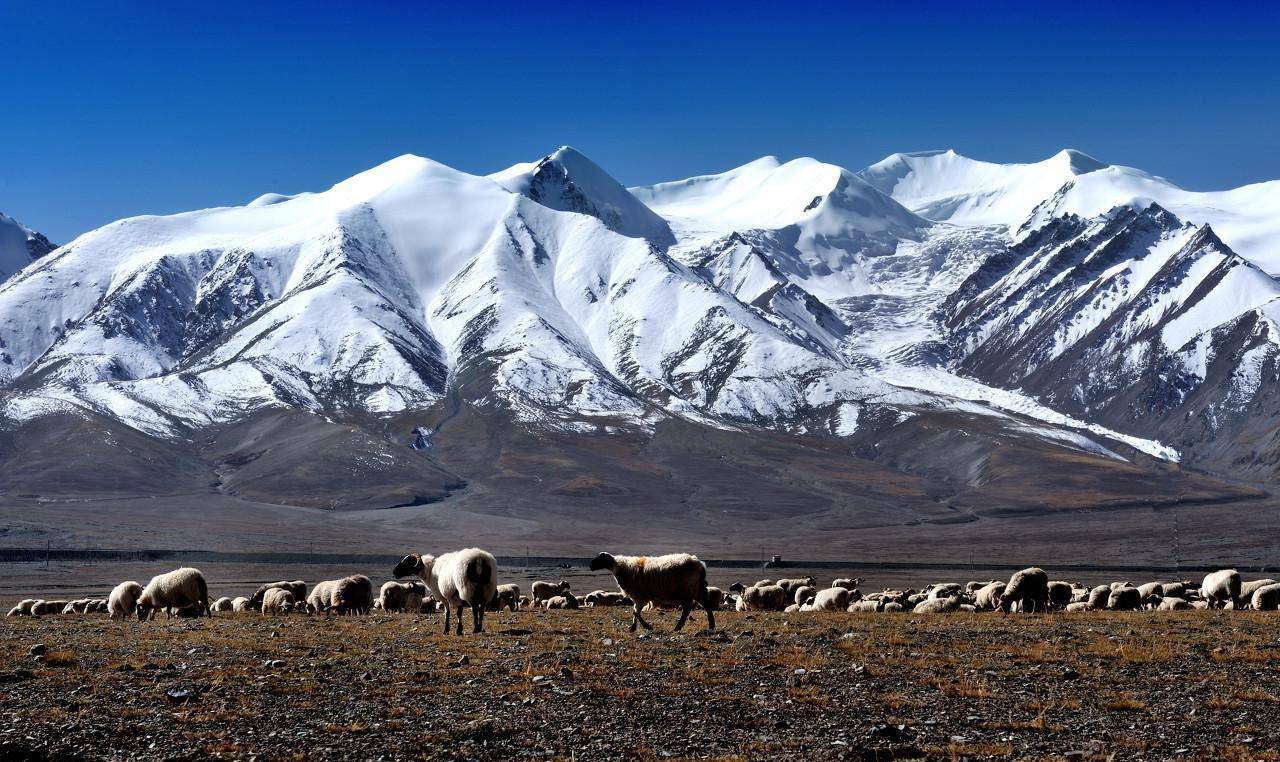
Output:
442 605 451 635
631 604 653 631
455 604 465 635
698 590 716 631
673 602 692 631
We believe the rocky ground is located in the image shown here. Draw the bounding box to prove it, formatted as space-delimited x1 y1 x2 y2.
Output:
2 608 1279 760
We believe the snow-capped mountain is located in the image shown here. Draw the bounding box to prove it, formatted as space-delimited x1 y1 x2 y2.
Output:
859 148 1280 274
3 144 1279 493
0 211 56 282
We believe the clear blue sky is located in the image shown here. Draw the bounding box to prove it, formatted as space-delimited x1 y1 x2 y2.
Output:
4 1 1278 243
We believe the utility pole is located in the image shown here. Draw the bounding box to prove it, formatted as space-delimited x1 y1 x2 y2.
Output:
45 540 50 570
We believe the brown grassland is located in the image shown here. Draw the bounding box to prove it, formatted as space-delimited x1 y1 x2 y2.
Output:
2 608 1280 760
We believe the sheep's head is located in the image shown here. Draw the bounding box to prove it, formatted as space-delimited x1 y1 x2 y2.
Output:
394 553 425 579
728 582 745 593
558 580 572 592
588 552 615 572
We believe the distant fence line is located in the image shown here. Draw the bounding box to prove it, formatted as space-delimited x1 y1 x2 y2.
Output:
0 547 1274 574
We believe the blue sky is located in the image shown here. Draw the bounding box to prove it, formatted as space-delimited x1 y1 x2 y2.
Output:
4 1 1278 243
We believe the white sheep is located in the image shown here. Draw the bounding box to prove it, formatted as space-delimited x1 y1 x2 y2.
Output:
999 568 1049 613
543 593 580 610
1064 601 1091 612
7 599 37 616
377 580 425 613
531 580 571 608
210 597 235 613
832 577 864 590
809 587 851 611
792 585 817 606
249 581 308 611
848 599 881 613
589 552 714 632
1136 582 1165 600
1087 585 1111 610
490 583 521 612
231 597 252 612
1201 569 1241 609
108 581 144 620
394 548 498 635
974 582 1006 611
1158 597 1191 611
914 595 962 614
262 588 296 615
1241 579 1278 600
1107 586 1142 611
137 568 211 620
1250 582 1280 611
737 584 787 611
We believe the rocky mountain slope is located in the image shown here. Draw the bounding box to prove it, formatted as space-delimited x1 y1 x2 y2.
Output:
0 212 55 282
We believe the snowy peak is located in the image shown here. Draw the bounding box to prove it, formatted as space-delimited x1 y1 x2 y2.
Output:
489 146 674 245
0 211 56 282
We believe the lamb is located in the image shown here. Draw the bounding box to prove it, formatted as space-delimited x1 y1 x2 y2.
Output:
262 587 296 615
809 587 851 611
1250 582 1280 611
832 577 864 590
1201 569 1242 609
249 581 308 611
231 597 252 612
211 597 235 613
999 568 1049 613
108 581 144 620
489 583 521 612
394 548 498 635
531 580 571 608
589 551 714 632
738 584 787 611
137 568 211 620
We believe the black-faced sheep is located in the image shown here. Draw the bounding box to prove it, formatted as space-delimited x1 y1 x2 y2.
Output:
137 568 210 621
1201 570 1241 609
589 552 714 632
999 568 1049 613
394 548 498 635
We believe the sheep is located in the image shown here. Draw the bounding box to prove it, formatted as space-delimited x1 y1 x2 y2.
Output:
1137 582 1165 600
1201 570 1242 609
1241 579 1278 600
775 577 817 598
32 600 68 616
914 595 962 614
1087 585 1111 610
927 583 963 600
262 588 296 615
377 581 426 613
583 590 630 607
543 594 580 610
589 551 714 632
394 548 498 635
89 599 109 614
784 603 801 613
728 582 746 594
832 577 864 590
882 601 905 613
210 597 235 613
999 568 1049 613
848 599 882 613
1047 581 1073 609
705 586 725 611
974 582 1006 611
1107 586 1142 611
137 569 210 621
108 582 144 620
1158 596 1191 611
1162 580 1194 598
247 581 307 611
333 575 374 615
1064 601 1091 612
792 585 817 606
489 583 521 612
754 579 775 588
1250 582 1280 611
231 597 252 612
531 580 571 608
809 587 851 611
738 584 787 611
307 580 339 612
6 599 37 616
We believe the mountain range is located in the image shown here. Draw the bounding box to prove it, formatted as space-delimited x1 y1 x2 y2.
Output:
1 146 1277 554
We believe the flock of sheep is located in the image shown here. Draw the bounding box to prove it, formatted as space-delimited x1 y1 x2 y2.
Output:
7 549 1279 636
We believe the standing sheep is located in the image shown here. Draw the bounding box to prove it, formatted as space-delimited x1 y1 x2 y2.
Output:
394 548 498 635
1201 570 1242 609
832 577 864 590
1087 585 1111 610
1107 586 1142 611
262 588 296 615
231 597 252 612
999 567 1049 613
489 583 521 612
589 552 714 632
531 580 571 608
108 582 144 620
249 581 308 611
974 582 1006 611
809 587 851 611
737 584 787 611
137 568 210 621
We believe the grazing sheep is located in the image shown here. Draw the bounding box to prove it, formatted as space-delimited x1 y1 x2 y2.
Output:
914 596 962 614
738 584 787 611
1158 596 1191 611
108 582 144 620
974 582 1006 611
249 581 308 611
333 575 374 615
231 597 252 612
775 577 817 598
1201 570 1242 609
394 549 498 635
792 586 817 606
1087 585 1112 610
1241 579 1278 600
531 580 571 608
210 597 235 613
1137 582 1165 600
543 594 580 610
1162 580 1194 598
1047 581 1073 609
705 586 725 611
137 568 211 621
262 588 296 615
489 583 521 612
809 587 851 611
377 581 426 613
1250 582 1280 611
832 577 864 590
589 552 714 632
999 568 1049 613
307 580 339 613
1107 586 1142 611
